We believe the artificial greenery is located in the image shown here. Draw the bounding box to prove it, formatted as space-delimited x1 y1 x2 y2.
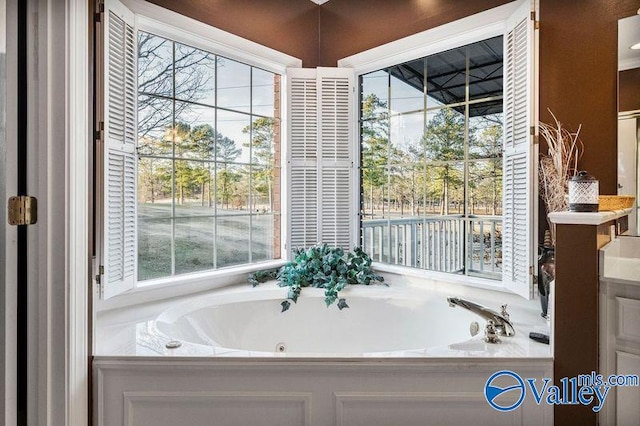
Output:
249 244 385 312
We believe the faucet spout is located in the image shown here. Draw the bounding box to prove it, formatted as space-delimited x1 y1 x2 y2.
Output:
446 297 516 337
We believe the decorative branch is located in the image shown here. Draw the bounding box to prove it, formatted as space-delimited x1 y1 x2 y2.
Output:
538 109 584 245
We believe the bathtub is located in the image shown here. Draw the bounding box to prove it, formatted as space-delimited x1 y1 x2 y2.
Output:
151 279 550 357
94 274 553 425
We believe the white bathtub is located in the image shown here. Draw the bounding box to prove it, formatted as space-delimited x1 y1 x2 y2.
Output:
152 279 550 357
95 276 553 426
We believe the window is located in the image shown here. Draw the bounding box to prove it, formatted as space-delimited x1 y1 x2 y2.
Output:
136 32 281 281
360 37 504 279
98 0 296 298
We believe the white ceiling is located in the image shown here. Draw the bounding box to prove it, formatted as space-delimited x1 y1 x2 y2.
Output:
618 14 640 70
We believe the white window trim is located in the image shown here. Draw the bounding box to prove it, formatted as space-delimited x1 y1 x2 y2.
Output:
96 259 287 312
337 1 521 74
339 1 527 293
124 0 301 73
96 0 302 308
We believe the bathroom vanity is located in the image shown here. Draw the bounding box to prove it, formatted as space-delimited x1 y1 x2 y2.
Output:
599 235 640 425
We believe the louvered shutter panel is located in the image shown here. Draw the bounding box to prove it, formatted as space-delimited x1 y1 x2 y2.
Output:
102 0 137 298
287 68 355 254
317 68 354 250
502 0 536 299
288 69 319 251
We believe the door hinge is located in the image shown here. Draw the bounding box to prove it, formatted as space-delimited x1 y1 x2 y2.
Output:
95 265 104 297
95 120 104 141
530 10 539 30
8 196 37 226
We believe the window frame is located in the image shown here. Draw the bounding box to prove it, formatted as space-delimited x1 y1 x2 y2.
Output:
97 0 300 309
339 1 526 292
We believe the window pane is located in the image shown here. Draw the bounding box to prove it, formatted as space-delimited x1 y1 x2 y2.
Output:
138 32 173 97
390 60 424 115
252 68 276 117
424 108 465 162
217 57 251 113
175 217 214 274
137 95 173 157
174 160 215 216
468 36 503 102
426 45 467 108
469 110 503 160
361 70 389 116
217 109 251 164
390 112 423 163
138 219 172 281
427 163 464 215
252 214 274 262
249 116 276 166
216 163 249 214
469 160 503 215
174 43 216 106
138 157 172 214
251 165 274 213
174 102 216 159
216 216 250 268
361 166 391 220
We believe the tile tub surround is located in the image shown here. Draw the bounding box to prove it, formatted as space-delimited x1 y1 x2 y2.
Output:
95 273 551 358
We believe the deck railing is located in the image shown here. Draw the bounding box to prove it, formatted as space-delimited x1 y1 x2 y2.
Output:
362 215 502 279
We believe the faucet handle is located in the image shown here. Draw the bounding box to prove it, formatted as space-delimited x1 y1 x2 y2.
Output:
484 320 501 344
500 304 510 321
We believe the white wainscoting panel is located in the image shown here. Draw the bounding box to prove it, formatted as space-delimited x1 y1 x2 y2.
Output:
334 392 522 426
94 358 552 426
616 351 640 426
123 391 310 426
616 297 640 343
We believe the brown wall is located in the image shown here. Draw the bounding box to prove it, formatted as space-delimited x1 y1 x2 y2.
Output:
318 0 511 67
539 1 640 424
539 0 640 195
145 0 320 67
619 67 640 113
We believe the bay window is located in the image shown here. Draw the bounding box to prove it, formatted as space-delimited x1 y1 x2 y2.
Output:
98 0 534 301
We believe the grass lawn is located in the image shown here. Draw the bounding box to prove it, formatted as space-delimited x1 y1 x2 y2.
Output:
137 202 275 281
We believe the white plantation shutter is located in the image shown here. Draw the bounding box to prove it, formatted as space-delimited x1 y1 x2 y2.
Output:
101 0 137 298
317 68 354 250
288 69 319 251
287 67 355 253
502 0 536 299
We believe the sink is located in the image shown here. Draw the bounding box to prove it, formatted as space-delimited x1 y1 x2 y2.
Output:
600 235 640 284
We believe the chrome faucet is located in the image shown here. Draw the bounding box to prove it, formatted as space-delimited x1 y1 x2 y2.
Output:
447 297 516 337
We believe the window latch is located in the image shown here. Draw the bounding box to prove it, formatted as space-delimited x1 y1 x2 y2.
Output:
8 196 37 226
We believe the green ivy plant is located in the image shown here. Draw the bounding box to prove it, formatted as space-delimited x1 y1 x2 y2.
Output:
249 244 385 312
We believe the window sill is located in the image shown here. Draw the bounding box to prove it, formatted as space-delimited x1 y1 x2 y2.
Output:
96 259 286 312
96 260 511 312
372 262 509 293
